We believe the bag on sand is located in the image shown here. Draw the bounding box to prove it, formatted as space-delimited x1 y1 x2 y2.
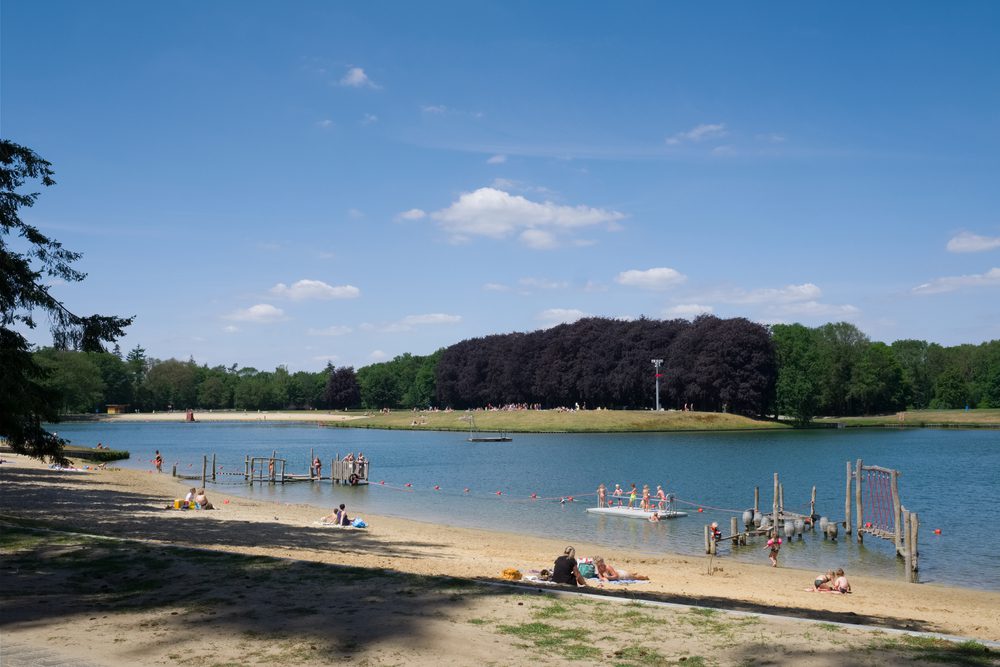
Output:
351 518 367 528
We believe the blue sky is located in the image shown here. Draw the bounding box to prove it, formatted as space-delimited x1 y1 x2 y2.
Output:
3 2 999 371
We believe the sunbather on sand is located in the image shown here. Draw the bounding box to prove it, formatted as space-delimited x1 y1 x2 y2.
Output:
594 556 649 581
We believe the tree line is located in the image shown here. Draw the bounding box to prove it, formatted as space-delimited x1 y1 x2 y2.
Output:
30 316 1000 422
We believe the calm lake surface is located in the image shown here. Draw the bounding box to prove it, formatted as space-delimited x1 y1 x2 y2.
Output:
50 422 1000 590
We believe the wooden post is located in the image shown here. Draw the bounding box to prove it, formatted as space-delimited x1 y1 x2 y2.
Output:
280 459 286 483
244 455 249 481
910 511 919 575
778 483 784 515
310 448 315 479
903 510 912 576
845 461 852 534
172 463 177 477
753 486 759 514
202 455 207 487
704 524 710 554
891 470 903 557
730 516 738 545
211 453 216 481
250 458 255 484
772 473 779 528
810 485 817 521
855 459 863 543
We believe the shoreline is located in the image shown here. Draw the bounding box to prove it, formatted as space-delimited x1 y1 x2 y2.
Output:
2 453 998 644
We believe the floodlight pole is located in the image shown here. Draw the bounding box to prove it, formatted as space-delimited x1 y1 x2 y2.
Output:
651 359 664 411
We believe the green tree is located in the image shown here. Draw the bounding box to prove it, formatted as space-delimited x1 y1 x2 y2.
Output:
889 339 929 408
814 322 869 415
771 323 820 425
848 342 906 414
33 348 106 413
197 367 233 409
930 369 969 409
92 351 132 406
144 358 199 410
357 363 400 409
1 140 133 460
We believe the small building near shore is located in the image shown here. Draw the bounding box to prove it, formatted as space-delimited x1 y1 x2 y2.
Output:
106 404 129 415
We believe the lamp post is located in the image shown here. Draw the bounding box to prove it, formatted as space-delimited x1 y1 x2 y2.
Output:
651 359 663 411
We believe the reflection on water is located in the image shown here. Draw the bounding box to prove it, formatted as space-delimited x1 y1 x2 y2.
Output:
48 421 1000 590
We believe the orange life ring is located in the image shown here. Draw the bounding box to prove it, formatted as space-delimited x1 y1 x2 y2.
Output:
349 473 360 485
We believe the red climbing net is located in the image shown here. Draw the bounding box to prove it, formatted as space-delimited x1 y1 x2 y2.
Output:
861 468 896 533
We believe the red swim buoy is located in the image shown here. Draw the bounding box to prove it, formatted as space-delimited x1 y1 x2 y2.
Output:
496 490 502 495
567 496 574 502
698 508 704 513
434 485 440 490
934 529 942 535
380 480 385 485
405 483 412 487
464 488 470 493
224 499 230 504
530 493 537 499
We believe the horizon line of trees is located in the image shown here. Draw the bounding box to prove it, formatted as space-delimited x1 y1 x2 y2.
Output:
30 317 1000 423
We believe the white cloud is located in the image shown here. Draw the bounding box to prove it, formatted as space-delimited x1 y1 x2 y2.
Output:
307 325 353 336
664 304 714 318
715 283 823 305
361 113 378 125
223 325 240 333
666 123 727 145
396 208 427 221
370 350 389 361
947 232 1000 253
537 308 589 327
269 279 360 301
487 154 507 164
421 104 447 114
348 208 364 219
616 267 687 290
401 313 462 326
520 229 558 249
316 119 334 129
225 304 285 323
340 67 379 88
519 277 569 290
428 187 625 248
912 267 1000 294
483 282 510 291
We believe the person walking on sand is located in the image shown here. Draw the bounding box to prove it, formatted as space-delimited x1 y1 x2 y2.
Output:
765 532 782 567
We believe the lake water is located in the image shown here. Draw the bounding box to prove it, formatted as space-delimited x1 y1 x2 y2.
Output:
50 422 1000 590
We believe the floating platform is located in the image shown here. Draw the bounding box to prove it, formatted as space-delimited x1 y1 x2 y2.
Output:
586 506 687 519
467 436 513 442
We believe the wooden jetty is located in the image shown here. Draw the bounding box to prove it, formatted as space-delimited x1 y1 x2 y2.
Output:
173 449 369 487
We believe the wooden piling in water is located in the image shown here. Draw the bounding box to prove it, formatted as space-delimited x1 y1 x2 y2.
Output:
772 473 779 528
845 460 852 534
211 453 216 481
309 448 314 480
753 486 759 515
855 458 863 543
891 470 903 556
201 455 207 487
730 516 738 545
810 485 817 523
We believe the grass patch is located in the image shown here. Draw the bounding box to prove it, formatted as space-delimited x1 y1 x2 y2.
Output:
497 622 600 660
613 644 670 665
870 635 996 666
815 622 840 632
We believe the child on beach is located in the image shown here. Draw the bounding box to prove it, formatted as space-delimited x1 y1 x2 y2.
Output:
832 568 851 593
813 570 835 591
765 533 782 567
153 450 163 473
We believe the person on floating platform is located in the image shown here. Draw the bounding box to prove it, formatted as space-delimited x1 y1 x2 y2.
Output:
641 484 651 511
628 483 638 508
613 484 624 506
655 484 667 510
551 546 587 587
594 557 649 581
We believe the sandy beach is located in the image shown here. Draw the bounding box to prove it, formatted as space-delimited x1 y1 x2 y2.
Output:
2 453 998 666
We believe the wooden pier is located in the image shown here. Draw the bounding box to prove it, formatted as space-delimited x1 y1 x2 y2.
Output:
173 450 369 487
